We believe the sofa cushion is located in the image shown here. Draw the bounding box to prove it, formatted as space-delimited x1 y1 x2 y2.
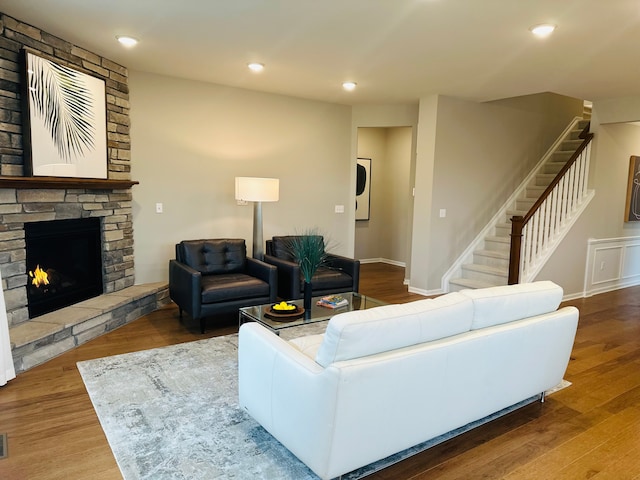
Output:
179 239 246 275
201 273 269 303
289 334 324 359
315 292 473 368
460 280 563 330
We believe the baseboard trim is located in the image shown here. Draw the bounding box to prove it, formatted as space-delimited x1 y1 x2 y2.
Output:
359 258 406 267
408 286 444 297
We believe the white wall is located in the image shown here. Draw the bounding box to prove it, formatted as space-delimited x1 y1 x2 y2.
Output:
130 71 352 283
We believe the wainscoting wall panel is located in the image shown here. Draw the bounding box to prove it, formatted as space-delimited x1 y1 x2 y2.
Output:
585 236 640 296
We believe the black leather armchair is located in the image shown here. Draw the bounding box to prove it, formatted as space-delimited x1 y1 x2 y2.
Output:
169 239 277 333
264 235 359 300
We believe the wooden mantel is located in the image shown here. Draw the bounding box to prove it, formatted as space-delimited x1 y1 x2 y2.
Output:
0 176 139 190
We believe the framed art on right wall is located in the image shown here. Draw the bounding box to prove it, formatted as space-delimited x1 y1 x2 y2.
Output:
356 158 371 221
624 155 640 222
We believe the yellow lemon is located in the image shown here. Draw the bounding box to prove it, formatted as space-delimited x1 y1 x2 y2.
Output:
274 301 295 311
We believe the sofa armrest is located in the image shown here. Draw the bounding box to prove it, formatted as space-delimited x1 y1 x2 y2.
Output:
168 259 202 319
246 257 278 302
264 254 302 299
238 323 338 477
326 254 360 292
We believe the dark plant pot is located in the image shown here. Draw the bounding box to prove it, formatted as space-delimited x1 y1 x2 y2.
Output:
303 281 312 311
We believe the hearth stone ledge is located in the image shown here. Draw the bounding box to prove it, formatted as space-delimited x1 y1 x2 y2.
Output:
9 282 170 373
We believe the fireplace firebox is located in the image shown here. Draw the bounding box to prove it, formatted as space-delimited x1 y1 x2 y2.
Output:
25 217 103 318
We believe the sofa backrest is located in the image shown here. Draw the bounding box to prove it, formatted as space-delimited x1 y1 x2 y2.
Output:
176 239 247 275
459 280 563 330
268 235 325 262
315 292 473 368
314 281 564 368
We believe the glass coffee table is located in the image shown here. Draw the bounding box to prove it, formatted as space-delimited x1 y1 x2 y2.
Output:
239 292 387 335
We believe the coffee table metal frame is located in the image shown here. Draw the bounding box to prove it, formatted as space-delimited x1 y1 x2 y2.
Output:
238 292 387 335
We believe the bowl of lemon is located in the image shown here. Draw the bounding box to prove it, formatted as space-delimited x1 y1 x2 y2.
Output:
272 301 297 312
266 301 303 320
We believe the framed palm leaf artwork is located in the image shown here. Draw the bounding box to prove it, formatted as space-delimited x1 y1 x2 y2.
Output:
21 48 107 179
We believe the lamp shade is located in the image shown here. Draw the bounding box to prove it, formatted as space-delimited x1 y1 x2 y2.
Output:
235 177 279 202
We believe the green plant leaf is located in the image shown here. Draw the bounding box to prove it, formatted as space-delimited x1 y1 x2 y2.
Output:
28 53 96 162
286 231 327 283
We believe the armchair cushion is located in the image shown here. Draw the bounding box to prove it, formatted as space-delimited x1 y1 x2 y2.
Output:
201 273 271 304
309 266 353 291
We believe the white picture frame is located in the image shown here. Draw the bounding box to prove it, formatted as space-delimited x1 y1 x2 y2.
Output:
22 48 107 179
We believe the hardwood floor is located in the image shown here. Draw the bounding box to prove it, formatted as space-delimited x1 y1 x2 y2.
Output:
1 263 639 479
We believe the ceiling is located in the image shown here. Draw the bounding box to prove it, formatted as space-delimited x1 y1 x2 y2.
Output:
3 0 640 105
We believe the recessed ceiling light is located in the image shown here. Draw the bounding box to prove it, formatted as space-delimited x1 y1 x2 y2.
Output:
248 63 265 72
342 81 357 91
529 24 556 38
116 35 138 47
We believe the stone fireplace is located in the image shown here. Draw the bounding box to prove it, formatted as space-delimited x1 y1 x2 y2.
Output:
0 184 136 327
0 14 169 373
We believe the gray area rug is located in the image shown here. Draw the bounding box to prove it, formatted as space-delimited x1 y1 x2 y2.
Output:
78 326 570 480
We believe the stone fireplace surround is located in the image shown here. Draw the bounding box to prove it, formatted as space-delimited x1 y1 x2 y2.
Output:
0 14 169 373
1 181 169 373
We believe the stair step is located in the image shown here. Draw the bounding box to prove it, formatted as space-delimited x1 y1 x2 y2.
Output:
506 209 527 218
543 162 565 174
473 249 510 268
526 185 546 197
485 235 511 252
449 277 505 291
552 151 572 161
559 139 582 151
495 222 512 236
461 263 508 283
535 173 556 186
516 198 535 211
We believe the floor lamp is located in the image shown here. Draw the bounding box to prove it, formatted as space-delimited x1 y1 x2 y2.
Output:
235 177 280 261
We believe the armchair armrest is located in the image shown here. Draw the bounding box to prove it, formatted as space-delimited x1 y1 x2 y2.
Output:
246 257 278 302
169 259 202 319
326 254 360 292
264 254 302 299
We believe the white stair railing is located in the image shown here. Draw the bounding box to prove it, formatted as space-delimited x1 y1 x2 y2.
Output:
509 130 593 283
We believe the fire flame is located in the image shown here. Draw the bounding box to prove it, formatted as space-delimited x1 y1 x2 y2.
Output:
29 265 49 287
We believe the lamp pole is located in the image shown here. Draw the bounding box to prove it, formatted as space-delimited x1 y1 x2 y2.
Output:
253 200 264 261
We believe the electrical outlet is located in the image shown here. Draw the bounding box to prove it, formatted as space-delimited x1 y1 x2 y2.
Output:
335 205 345 213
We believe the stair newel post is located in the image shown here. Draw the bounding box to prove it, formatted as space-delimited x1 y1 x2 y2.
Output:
508 215 524 285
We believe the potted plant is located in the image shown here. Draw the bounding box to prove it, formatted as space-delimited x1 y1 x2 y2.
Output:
286 230 327 310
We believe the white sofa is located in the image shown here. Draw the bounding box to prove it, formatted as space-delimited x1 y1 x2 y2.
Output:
238 281 579 480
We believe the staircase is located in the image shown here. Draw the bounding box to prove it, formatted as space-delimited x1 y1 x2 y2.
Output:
445 116 593 292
